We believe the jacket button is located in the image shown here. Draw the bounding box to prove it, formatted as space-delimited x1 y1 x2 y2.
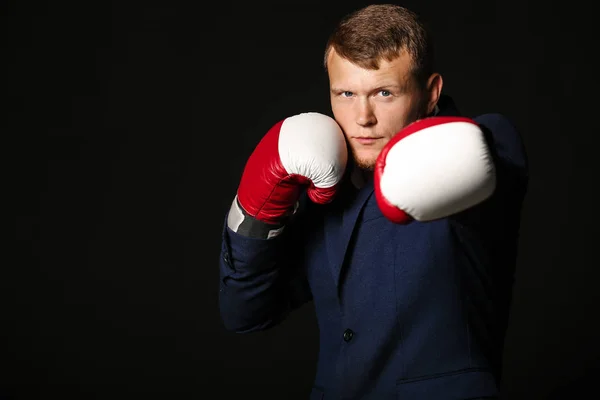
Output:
343 328 354 342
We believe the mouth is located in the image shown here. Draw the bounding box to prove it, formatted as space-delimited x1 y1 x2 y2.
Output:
353 137 383 145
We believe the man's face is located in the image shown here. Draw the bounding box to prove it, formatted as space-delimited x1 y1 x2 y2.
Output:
327 49 428 170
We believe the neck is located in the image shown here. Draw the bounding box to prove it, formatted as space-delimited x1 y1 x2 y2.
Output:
350 164 374 189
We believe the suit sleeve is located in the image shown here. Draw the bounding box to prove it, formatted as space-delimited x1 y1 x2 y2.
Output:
218 196 313 333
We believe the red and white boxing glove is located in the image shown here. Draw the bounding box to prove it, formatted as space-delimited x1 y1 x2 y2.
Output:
374 116 496 224
231 112 348 233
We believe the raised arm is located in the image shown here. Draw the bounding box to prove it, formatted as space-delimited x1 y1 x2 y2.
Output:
218 113 347 332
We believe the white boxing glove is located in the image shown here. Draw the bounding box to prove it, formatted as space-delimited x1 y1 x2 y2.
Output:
374 116 496 223
228 112 348 238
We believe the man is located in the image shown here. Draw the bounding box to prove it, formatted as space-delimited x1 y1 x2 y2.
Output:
218 4 528 399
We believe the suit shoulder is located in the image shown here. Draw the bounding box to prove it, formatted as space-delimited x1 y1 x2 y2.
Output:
473 112 528 175
473 113 519 137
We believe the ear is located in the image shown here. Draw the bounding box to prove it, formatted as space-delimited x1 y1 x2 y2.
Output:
424 73 443 115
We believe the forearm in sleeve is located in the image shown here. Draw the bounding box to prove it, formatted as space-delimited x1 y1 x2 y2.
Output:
218 196 311 333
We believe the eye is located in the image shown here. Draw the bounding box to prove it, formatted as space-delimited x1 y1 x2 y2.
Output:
341 91 353 98
379 90 391 97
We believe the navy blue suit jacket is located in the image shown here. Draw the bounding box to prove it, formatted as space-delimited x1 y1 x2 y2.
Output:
219 96 529 399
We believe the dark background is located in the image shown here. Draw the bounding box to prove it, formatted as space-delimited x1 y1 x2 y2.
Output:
6 0 598 399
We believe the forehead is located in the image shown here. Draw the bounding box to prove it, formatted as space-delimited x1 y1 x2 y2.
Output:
327 49 413 89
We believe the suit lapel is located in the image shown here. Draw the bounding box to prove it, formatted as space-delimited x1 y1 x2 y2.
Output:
324 176 374 288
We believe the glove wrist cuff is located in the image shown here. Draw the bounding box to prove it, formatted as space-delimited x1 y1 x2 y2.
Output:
227 195 286 239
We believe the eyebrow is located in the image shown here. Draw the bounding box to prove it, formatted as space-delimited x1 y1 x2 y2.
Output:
330 84 406 93
375 84 406 92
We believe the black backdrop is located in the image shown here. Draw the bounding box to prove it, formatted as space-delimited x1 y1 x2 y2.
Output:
6 0 599 399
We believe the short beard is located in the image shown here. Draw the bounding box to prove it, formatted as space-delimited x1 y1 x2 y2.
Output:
351 151 376 171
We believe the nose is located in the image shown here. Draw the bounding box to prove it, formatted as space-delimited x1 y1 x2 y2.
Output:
355 98 376 127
